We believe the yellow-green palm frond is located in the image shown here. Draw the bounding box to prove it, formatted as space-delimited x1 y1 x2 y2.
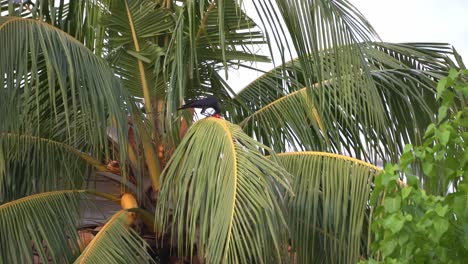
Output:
1 0 110 50
157 118 292 263
228 42 459 163
163 0 269 145
74 210 154 264
0 16 131 198
276 152 381 264
252 0 382 116
0 190 88 263
102 0 175 99
0 133 107 202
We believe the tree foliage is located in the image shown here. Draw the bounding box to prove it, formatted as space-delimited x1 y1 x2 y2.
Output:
366 70 468 263
0 0 465 263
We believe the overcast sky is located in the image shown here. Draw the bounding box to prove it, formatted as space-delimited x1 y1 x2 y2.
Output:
351 0 468 59
227 0 468 89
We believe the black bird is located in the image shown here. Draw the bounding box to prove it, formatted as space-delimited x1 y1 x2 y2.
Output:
178 96 221 117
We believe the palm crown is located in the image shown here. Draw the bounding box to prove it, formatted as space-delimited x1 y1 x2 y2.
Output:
0 0 463 263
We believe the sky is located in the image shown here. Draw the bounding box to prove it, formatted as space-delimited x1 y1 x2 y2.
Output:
351 0 468 59
227 0 468 90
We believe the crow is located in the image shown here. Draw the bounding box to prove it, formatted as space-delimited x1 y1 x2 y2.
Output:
178 96 221 117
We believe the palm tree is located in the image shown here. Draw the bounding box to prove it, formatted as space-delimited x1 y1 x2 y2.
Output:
0 0 463 263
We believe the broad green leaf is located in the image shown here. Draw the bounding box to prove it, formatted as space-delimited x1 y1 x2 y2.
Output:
436 129 451 146
382 214 405 234
425 124 436 137
381 170 398 188
431 217 449 242
401 187 412 200
422 162 434 176
384 196 402 213
380 238 398 256
434 204 448 217
437 78 448 99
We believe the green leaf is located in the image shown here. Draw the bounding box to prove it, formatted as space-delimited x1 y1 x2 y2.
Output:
407 174 420 188
438 105 449 122
403 144 414 153
437 78 448 99
102 0 175 99
381 171 396 188
432 217 449 242
398 232 409 245
441 91 455 108
422 162 434 176
380 237 399 256
400 151 414 169
384 196 402 213
401 187 412 200
425 124 436 137
451 194 468 217
232 42 455 164
434 204 448 217
448 68 460 80
437 130 451 146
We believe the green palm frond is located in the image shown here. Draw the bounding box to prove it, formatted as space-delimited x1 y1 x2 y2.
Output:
249 0 393 160
194 0 269 64
74 210 154 264
0 190 87 264
157 117 291 263
102 0 174 188
276 152 381 264
1 132 107 171
230 42 457 163
0 16 131 197
0 0 52 20
0 132 102 202
255 0 379 89
0 0 108 49
163 0 269 144
66 0 114 52
102 0 175 100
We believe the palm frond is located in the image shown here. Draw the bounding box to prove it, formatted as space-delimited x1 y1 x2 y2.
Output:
0 0 109 50
156 117 291 263
101 0 176 189
1 132 107 171
252 0 380 95
102 0 175 100
163 0 269 144
0 190 87 264
74 210 154 264
195 0 269 65
276 151 381 264
0 132 102 202
246 0 394 162
229 42 458 163
0 16 131 198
